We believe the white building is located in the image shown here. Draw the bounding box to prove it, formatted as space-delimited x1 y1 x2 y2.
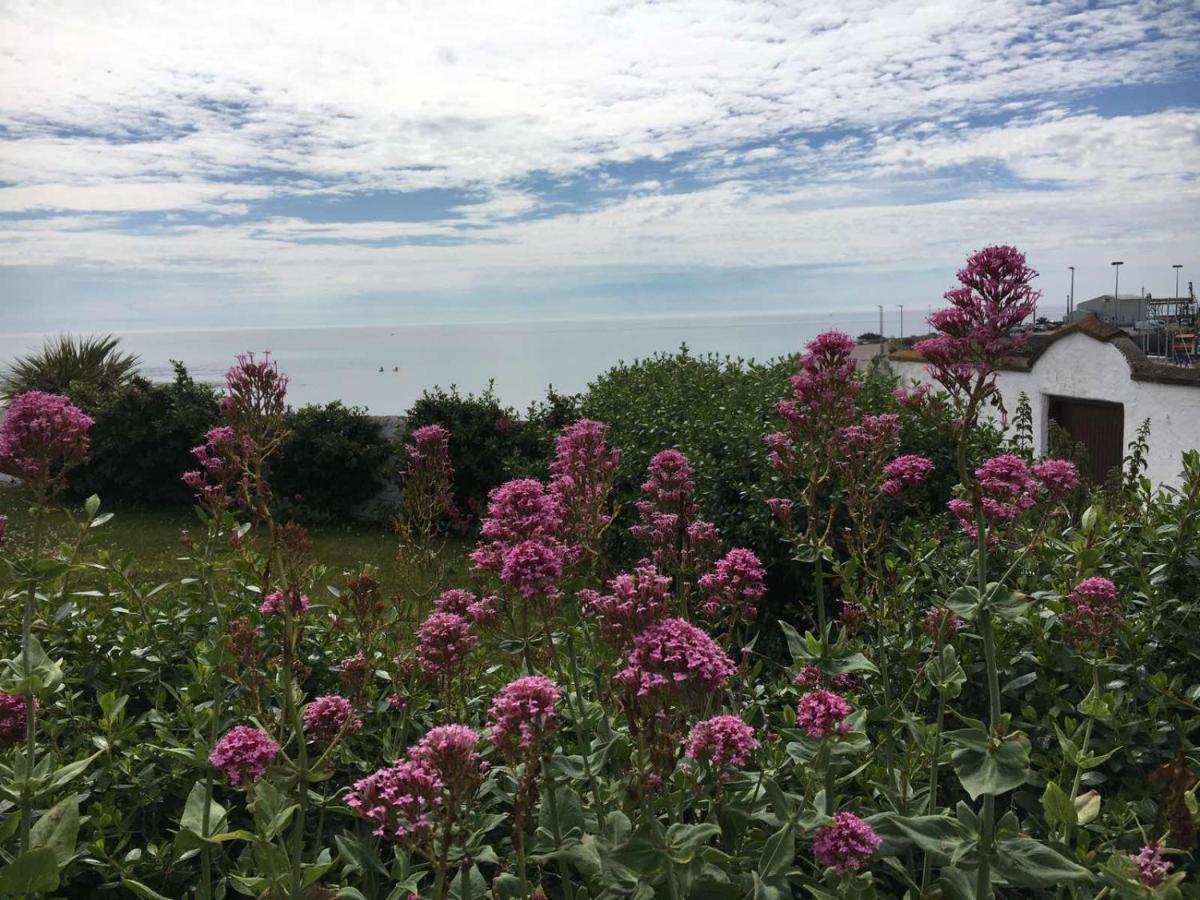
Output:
889 318 1200 487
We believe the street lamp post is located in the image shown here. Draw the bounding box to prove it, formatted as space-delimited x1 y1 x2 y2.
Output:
897 304 904 341
1068 265 1075 317
1111 261 1124 326
1174 264 1183 299
877 304 884 360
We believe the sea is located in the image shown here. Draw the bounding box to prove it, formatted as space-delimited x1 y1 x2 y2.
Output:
0 310 902 414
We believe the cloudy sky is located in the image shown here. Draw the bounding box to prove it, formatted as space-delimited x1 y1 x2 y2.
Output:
1 0 1197 333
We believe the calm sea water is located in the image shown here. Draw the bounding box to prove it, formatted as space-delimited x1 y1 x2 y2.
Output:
0 310 896 414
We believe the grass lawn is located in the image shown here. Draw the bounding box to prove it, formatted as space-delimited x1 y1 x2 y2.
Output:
0 484 473 597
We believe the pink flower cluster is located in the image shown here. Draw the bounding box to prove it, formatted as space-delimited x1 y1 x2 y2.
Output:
615 617 736 700
914 246 1039 404
630 450 721 572
0 391 94 499
259 589 311 617
1061 576 1122 648
793 667 857 693
697 548 766 623
1031 458 1080 498
183 425 253 511
488 675 560 760
796 689 852 740
402 424 455 520
683 715 759 775
785 332 862 436
812 811 882 875
0 692 36 745
549 419 620 558
924 607 963 641
303 694 361 742
471 478 568 602
434 588 497 625
1132 843 1172 888
949 455 1079 537
416 612 478 678
894 384 931 409
345 758 442 844
219 352 288 437
578 562 672 646
881 454 934 497
209 725 280 785
408 724 484 799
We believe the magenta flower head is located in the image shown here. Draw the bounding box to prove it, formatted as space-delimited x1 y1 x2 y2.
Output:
435 588 497 625
416 611 478 678
698 548 766 624
796 689 852 740
303 694 361 742
1061 576 1122 649
499 539 565 602
881 454 934 496
209 726 280 785
470 477 565 574
259 589 311 617
0 693 37 745
219 352 288 442
580 562 672 646
408 424 451 472
615 617 736 701
813 811 882 875
0 391 94 501
949 453 1039 538
549 418 620 559
345 759 443 844
1132 843 1172 888
1032 459 1079 498
915 246 1039 413
183 425 254 512
488 675 560 761
408 724 484 800
684 715 760 777
777 332 861 444
924 607 963 642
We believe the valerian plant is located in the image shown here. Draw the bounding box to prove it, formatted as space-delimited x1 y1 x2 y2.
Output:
0 247 1196 899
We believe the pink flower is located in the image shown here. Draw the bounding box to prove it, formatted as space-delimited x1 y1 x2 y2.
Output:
684 715 759 775
183 425 253 512
579 562 672 646
1132 843 1172 888
435 589 498 625
837 601 867 631
949 453 1040 538
796 689 852 740
209 726 279 785
894 384 931 409
259 589 311 617
0 391 94 500
881 455 934 496
698 548 766 625
345 759 442 844
813 812 881 875
924 607 962 641
416 612 478 677
772 332 862 456
499 539 565 602
549 419 620 560
407 724 484 800
401 424 455 521
1032 459 1079 498
303 694 361 742
219 353 288 438
615 618 736 701
470 478 567 581
766 497 793 524
793 666 823 689
1061 577 1122 648
914 246 1038 413
0 693 37 745
488 676 560 760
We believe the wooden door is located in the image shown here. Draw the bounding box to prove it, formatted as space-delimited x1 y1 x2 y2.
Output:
1047 396 1125 483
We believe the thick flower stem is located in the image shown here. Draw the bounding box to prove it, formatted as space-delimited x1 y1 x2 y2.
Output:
975 507 1001 900
19 508 45 856
920 692 947 893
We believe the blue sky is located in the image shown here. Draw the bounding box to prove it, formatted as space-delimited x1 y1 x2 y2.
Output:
0 0 1197 333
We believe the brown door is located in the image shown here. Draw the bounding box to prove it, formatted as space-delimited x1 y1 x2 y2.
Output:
1047 396 1125 483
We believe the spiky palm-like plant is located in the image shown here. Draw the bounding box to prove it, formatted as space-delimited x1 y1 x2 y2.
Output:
1 334 140 403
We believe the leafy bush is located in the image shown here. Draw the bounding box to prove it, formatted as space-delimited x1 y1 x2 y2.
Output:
404 381 564 521
271 402 395 524
1 333 139 402
67 362 220 505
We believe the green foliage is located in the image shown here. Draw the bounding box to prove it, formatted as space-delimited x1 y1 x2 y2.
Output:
404 381 565 520
68 363 220 506
1 334 139 402
271 402 395 524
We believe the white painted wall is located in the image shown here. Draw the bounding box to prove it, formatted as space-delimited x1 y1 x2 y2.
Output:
891 332 1200 487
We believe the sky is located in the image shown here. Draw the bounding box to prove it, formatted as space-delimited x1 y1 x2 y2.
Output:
0 0 1197 334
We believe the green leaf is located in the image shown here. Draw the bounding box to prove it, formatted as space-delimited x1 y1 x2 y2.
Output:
85 494 101 518
994 836 1092 888
927 646 966 699
868 813 975 863
777 620 807 661
30 793 80 865
1078 686 1114 721
43 754 99 794
1074 791 1101 826
0 847 60 895
666 822 720 864
757 823 794 878
122 879 175 900
1041 782 1075 829
944 586 982 621
949 731 1030 800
